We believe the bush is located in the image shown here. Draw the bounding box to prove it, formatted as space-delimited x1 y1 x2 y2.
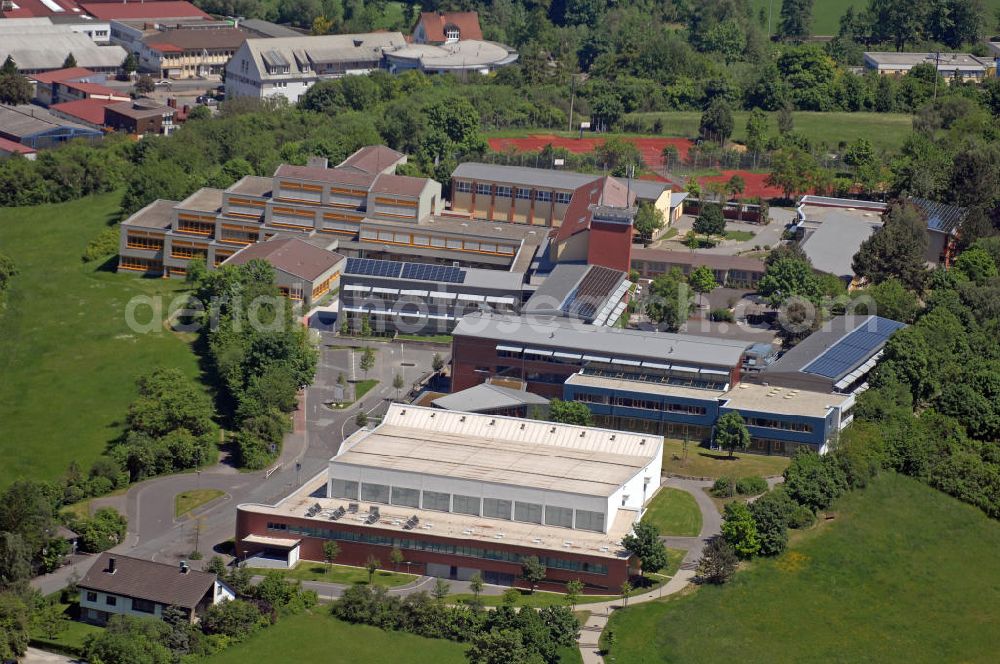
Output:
710 476 735 498
73 507 127 553
710 308 735 322
82 226 119 262
735 476 768 495
202 600 265 641
787 504 817 529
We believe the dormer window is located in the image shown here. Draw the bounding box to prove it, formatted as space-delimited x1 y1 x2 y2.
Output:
445 25 460 42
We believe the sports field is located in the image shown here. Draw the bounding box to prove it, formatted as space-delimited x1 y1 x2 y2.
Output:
0 192 202 486
603 473 1000 662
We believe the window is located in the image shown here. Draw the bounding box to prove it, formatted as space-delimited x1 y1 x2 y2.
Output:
555 192 573 204
361 483 390 504
516 188 531 200
483 498 511 520
391 486 420 508
495 186 512 198
422 490 450 512
575 510 605 532
86 591 97 603
455 181 472 193
106 595 117 606
330 479 358 500
745 417 814 433
453 494 481 516
132 598 156 614
545 505 573 528
535 191 552 202
514 501 543 524
476 183 492 195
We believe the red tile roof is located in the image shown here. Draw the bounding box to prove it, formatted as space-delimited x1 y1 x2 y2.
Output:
1 0 79 18
79 1 209 20
0 136 36 155
61 81 125 97
51 98 116 126
30 67 97 84
416 11 482 42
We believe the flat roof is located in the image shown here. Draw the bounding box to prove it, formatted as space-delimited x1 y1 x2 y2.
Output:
432 383 550 412
80 1 210 20
178 187 224 213
630 248 766 273
454 312 749 369
241 470 636 559
721 383 848 418
121 199 175 230
386 40 516 68
798 205 883 279
451 163 669 201
333 404 660 498
566 373 728 401
864 51 989 68
227 175 273 197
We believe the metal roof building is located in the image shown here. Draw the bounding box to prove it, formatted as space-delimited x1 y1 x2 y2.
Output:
0 23 126 73
432 382 550 414
450 163 670 204
0 104 102 148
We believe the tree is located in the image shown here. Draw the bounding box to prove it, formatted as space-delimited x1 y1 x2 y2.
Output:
777 103 794 135
619 580 633 608
205 556 227 577
0 533 32 593
693 203 726 237
745 109 769 168
699 98 734 144
766 146 817 201
355 411 369 428
365 555 379 585
469 572 484 606
520 556 546 594
862 278 921 323
714 412 751 458
696 537 738 584
501 587 521 607
311 14 333 34
323 540 341 574
621 521 669 575
0 56 32 105
779 0 814 40
852 202 929 290
431 353 445 372
758 257 822 308
34 601 68 640
134 75 155 94
0 593 31 661
564 579 583 610
73 507 127 553
432 577 450 602
62 53 77 69
122 52 138 76
721 501 760 558
548 399 593 426
83 615 172 664
633 202 665 245
783 449 848 512
688 265 718 297
389 545 404 571
727 174 745 202
646 268 693 332
844 137 876 172
467 628 532 664
201 599 265 640
954 247 998 284
749 488 795 556
359 346 376 378
392 373 405 401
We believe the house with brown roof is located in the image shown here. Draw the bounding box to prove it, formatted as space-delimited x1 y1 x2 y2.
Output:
78 553 235 625
222 236 346 309
413 11 483 44
104 99 175 136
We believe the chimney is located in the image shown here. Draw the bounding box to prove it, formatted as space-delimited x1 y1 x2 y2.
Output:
179 560 189 573
107 557 116 574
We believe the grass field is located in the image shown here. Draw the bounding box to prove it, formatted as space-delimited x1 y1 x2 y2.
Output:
0 193 202 487
662 438 789 479
748 0 1000 35
641 488 702 537
281 561 417 587
202 611 582 664
604 473 1000 663
623 111 914 153
174 489 225 518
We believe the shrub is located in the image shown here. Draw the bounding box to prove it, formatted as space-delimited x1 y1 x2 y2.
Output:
710 308 735 322
710 476 735 498
787 504 816 529
696 537 738 584
735 476 768 495
82 226 119 262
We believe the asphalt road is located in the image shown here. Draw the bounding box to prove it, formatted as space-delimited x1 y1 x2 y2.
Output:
32 337 448 596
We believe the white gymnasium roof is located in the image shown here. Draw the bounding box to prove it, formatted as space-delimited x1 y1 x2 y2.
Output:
332 404 661 497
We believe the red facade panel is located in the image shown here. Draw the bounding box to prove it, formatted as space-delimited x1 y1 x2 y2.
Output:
586 221 633 273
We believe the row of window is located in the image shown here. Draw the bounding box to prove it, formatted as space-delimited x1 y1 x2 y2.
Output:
265 522 609 575
332 480 605 532
84 591 155 614
357 229 516 255
457 181 572 204
573 393 708 416
119 257 163 273
744 416 814 434
126 234 163 251
592 415 712 441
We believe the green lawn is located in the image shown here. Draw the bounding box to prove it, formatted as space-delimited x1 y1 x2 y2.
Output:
604 474 1000 663
281 560 417 587
0 192 202 487
353 378 378 401
202 610 581 664
748 0 1000 35
396 333 453 343
625 111 914 153
662 438 789 479
30 600 102 656
174 489 225 518
641 488 702 537
724 230 756 241
449 589 619 608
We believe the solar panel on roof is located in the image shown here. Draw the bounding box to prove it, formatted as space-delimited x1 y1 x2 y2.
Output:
801 317 905 380
562 266 626 321
400 262 466 284
345 257 404 278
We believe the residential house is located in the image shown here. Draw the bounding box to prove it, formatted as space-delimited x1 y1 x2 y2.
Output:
412 11 483 44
